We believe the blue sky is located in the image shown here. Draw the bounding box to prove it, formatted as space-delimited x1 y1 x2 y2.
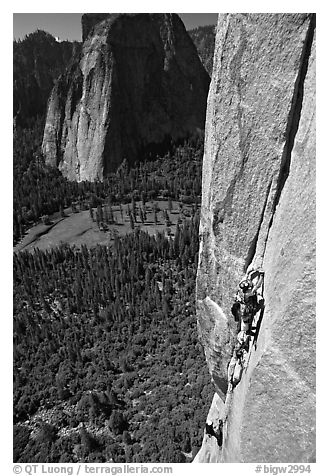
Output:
13 13 218 41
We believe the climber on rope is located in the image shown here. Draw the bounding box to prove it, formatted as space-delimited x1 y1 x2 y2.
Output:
237 330 250 352
205 420 223 447
227 344 245 391
246 266 264 294
231 267 264 333
228 268 265 392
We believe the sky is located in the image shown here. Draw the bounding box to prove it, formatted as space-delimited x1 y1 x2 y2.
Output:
13 13 219 42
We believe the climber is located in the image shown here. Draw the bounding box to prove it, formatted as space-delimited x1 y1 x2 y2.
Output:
233 268 265 332
233 281 257 333
237 330 250 351
227 347 244 390
205 422 216 437
231 301 241 322
236 338 251 370
205 421 223 447
232 357 244 385
227 351 237 388
237 330 246 345
246 266 265 295
216 420 223 447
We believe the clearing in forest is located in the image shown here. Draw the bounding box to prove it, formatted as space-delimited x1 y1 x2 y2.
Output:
14 200 196 253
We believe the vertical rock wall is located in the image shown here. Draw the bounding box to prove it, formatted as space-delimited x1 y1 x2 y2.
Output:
42 13 210 181
196 13 315 462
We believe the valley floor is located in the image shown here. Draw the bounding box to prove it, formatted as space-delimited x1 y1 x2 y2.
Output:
14 200 195 253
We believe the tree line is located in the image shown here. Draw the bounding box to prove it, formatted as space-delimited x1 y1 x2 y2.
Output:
14 214 213 463
13 117 203 244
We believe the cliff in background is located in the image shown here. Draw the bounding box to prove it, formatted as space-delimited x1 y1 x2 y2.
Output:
13 30 79 126
188 25 216 76
82 15 216 76
196 13 315 462
81 13 110 41
42 13 210 182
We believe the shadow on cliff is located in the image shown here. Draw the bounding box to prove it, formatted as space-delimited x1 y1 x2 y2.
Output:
129 130 205 168
251 302 265 351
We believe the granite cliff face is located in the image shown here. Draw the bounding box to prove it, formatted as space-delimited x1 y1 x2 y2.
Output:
188 25 216 76
42 13 210 181
196 13 315 462
81 13 110 41
13 30 79 126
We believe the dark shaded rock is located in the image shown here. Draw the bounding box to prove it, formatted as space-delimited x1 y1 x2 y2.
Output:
196 13 315 463
13 30 80 126
42 13 210 181
188 24 216 76
81 13 110 41
193 393 224 463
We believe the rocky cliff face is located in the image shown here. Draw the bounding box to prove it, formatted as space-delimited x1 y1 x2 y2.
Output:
13 30 79 126
196 13 315 463
42 13 210 181
81 13 110 41
188 25 216 76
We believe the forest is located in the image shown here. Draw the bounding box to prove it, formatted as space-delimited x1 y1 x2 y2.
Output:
13 23 214 462
14 216 213 462
13 116 203 245
13 112 213 463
